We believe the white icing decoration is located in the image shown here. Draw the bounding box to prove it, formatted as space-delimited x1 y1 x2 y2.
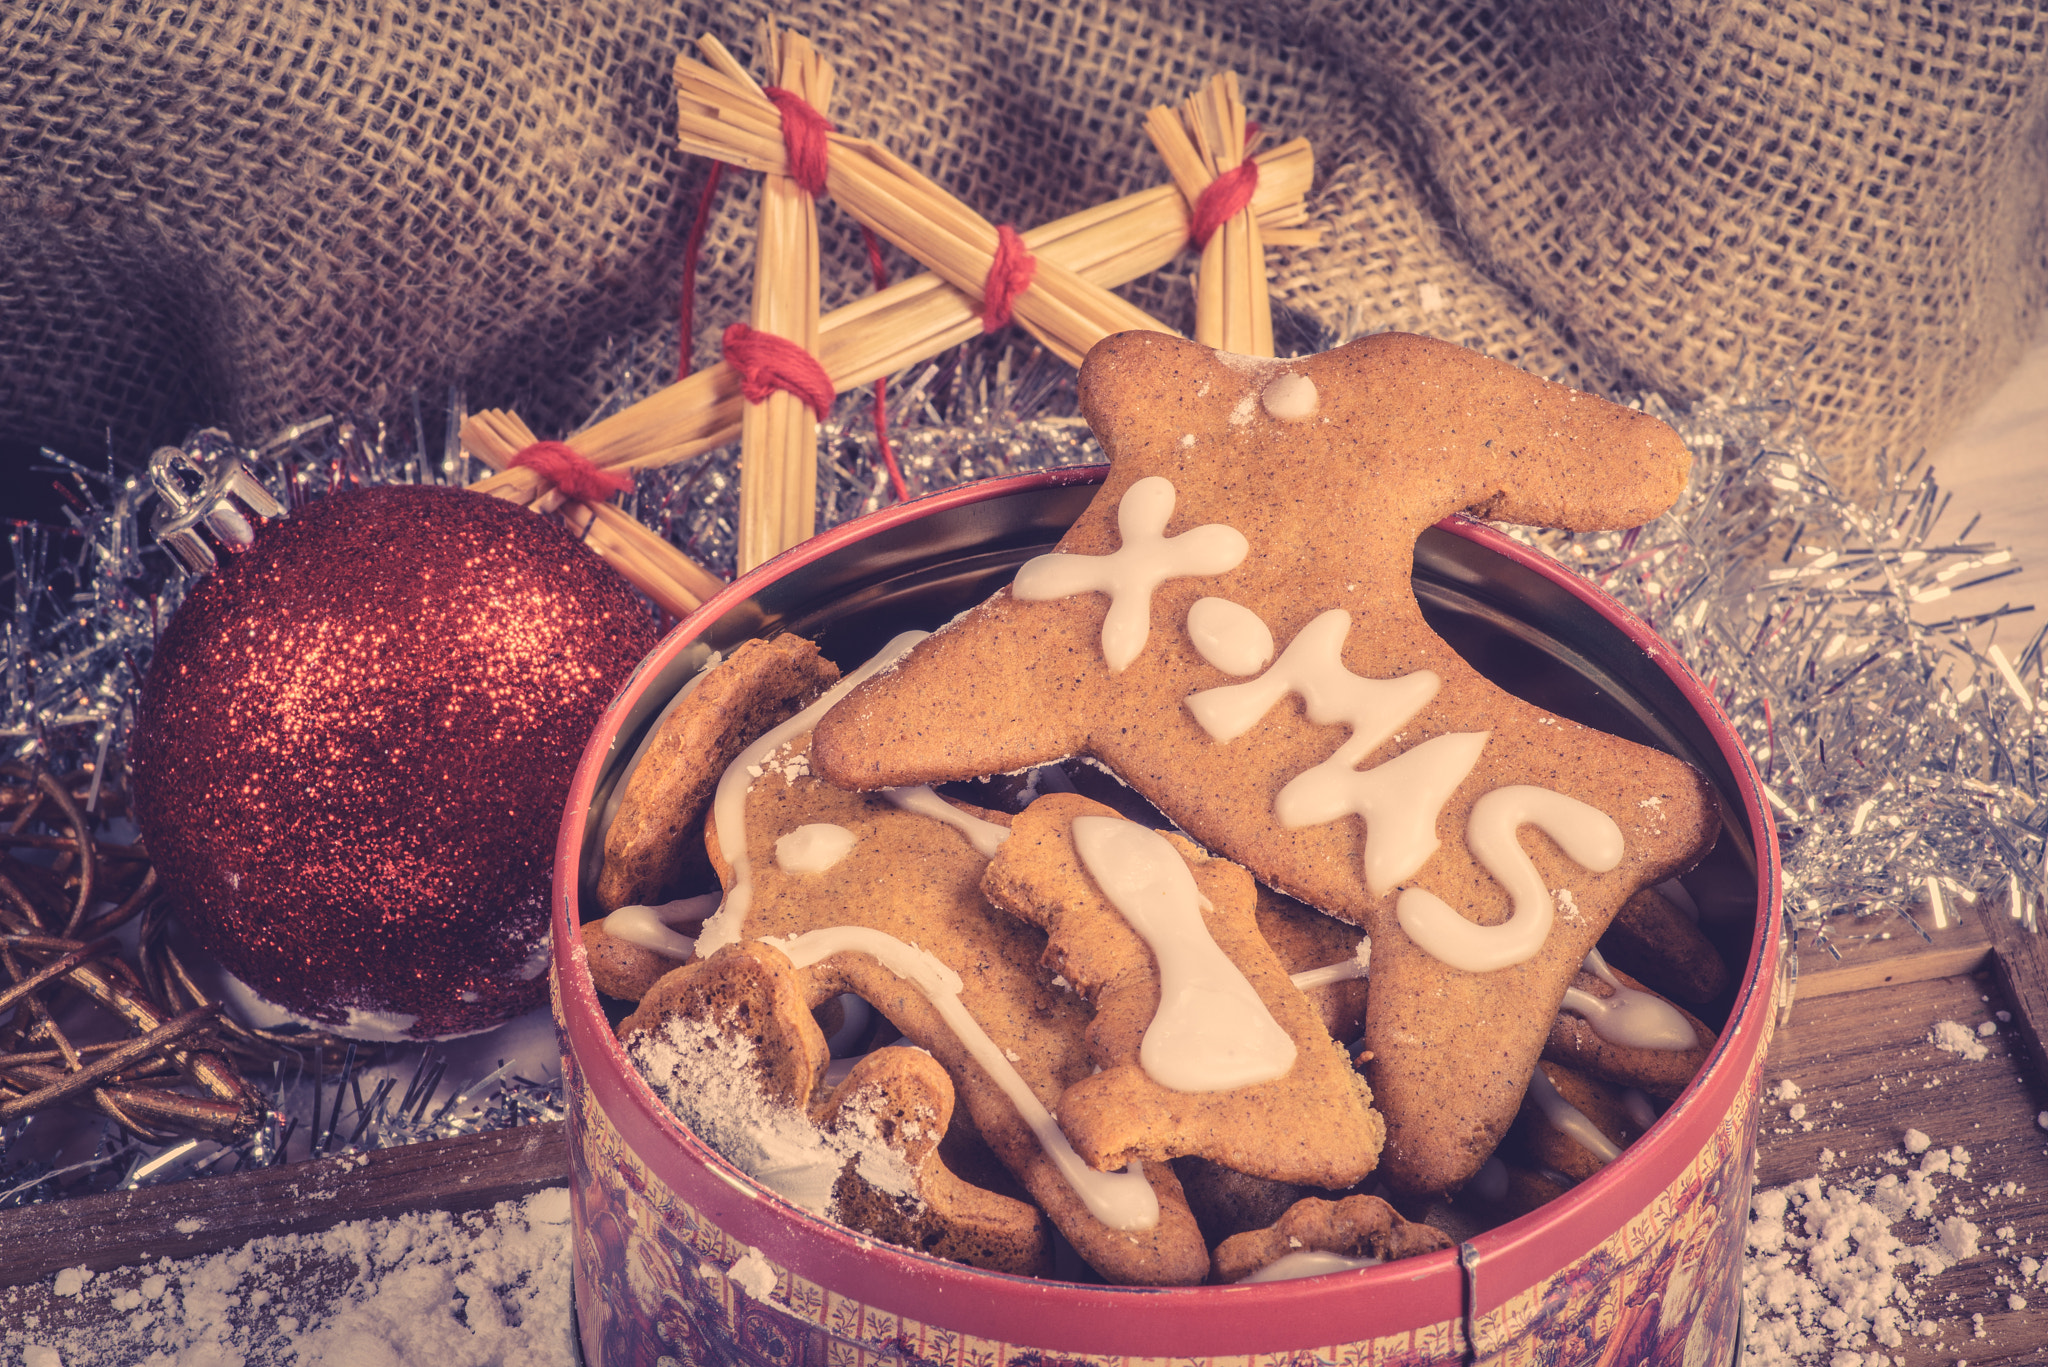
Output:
604 893 722 959
880 785 1010 858
1395 786 1623 973
1239 1249 1381 1283
1560 947 1699 1051
1261 371 1319 422
1071 816 1297 1093
1621 1087 1660 1132
1289 936 1371 991
1276 731 1489 893
1187 609 1483 892
696 632 928 958
1186 596 1273 677
771 926 1160 1232
1012 475 1248 672
775 823 859 874
1526 1065 1621 1165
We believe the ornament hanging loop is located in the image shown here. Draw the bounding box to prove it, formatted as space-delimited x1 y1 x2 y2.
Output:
147 428 290 573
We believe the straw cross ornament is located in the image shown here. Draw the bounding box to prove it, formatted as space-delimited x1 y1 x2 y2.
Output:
459 24 1320 595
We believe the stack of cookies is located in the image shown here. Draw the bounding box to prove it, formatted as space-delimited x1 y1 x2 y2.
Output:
580 330 1730 1286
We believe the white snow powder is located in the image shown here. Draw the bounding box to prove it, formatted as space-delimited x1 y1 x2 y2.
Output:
727 1246 779 1301
2 1189 574 1367
1744 1138 1988 1365
1929 1020 1990 1061
627 1012 919 1219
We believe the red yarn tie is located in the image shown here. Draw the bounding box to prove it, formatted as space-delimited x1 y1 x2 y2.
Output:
980 223 1038 333
508 441 633 504
857 227 911 503
1189 160 1260 249
677 160 727 381
763 86 834 197
722 322 836 417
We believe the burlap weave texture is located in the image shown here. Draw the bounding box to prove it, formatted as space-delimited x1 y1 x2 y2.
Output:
3 1 2043 500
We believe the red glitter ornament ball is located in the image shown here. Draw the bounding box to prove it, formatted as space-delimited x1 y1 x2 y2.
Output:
132 485 658 1040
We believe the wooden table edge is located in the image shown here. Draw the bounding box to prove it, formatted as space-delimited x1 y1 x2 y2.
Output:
0 1118 568 1287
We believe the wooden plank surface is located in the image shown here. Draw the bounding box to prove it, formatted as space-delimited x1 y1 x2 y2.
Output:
1786 900 1992 1001
1755 967 2048 1366
0 1119 566 1288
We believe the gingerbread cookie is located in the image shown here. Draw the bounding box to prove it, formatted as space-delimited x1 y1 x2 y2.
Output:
813 1046 1054 1275
598 634 841 912
1255 884 1372 1045
1170 1157 1307 1249
1598 885 1731 1005
980 792 1383 1189
1507 1059 1645 1183
622 943 1049 1274
580 892 719 1000
1209 1194 1452 1284
811 331 1718 1193
1542 952 1714 1101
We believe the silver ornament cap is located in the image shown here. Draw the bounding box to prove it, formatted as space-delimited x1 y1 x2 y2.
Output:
147 429 289 572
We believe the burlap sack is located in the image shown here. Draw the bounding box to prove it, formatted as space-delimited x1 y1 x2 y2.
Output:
3 0 2043 503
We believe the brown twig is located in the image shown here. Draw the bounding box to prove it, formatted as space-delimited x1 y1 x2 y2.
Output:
0 1005 222 1122
0 935 114 1014
135 900 352 1066
0 763 269 1144
1 761 94 934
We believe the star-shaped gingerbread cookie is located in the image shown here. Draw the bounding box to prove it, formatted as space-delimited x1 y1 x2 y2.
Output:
811 330 1720 1194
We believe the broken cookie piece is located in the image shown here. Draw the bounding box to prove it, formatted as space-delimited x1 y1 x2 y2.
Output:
623 944 1050 1275
1543 953 1714 1102
1211 1193 1452 1284
815 1047 1053 1275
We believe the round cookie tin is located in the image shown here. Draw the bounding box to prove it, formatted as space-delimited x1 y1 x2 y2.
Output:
553 466 1783 1367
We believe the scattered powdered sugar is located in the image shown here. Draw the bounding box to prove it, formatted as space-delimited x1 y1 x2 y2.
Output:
726 1247 778 1301
3 1189 574 1367
627 1011 919 1219
1743 1140 1987 1365
1929 1019 1991 1061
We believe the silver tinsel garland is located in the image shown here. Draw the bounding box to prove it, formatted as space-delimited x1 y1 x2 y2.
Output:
3 329 2040 1202
1504 389 2045 972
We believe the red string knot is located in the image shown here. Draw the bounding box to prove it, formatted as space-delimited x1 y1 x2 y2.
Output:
980 223 1038 333
763 86 834 198
1190 160 1260 250
722 322 836 417
508 441 633 504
